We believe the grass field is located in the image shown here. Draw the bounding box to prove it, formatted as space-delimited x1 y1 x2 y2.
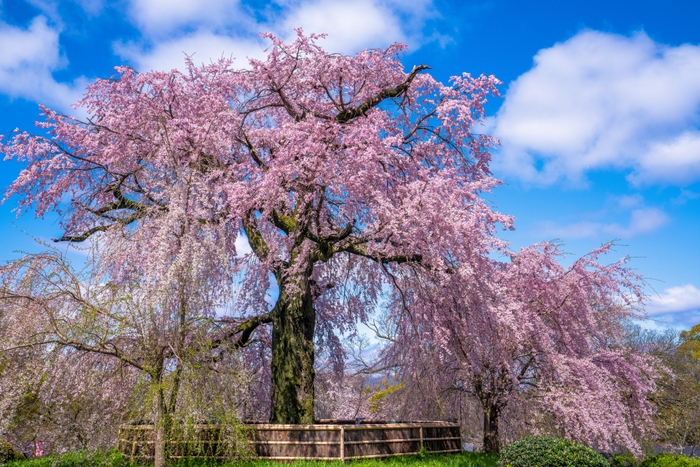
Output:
4 451 499 467
6 448 700 467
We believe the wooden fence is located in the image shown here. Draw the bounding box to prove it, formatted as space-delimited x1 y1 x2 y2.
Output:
118 421 461 462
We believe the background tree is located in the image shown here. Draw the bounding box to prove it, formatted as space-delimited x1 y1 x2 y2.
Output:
2 32 508 424
380 242 659 455
680 325 700 362
0 344 135 455
0 247 252 467
636 324 700 455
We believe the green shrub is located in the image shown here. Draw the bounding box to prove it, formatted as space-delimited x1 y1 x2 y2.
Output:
0 439 24 464
638 454 700 467
611 453 638 467
499 436 609 467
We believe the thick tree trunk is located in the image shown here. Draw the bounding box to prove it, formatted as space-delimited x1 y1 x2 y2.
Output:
269 270 316 424
482 401 500 454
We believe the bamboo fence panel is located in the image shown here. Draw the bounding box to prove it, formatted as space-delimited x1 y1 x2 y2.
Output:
118 421 462 462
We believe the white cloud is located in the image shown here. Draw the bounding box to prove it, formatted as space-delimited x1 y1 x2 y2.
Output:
493 30 700 187
605 208 669 237
118 0 261 72
634 312 700 332
115 31 268 72
127 0 247 38
118 0 439 72
613 194 644 210
74 0 104 16
279 0 411 53
539 207 668 239
279 0 440 52
538 220 600 240
672 188 700 205
647 284 700 316
0 16 87 112
633 131 700 185
26 0 63 26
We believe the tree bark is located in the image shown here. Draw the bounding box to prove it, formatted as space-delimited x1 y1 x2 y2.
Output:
482 401 500 454
269 267 316 424
153 378 168 467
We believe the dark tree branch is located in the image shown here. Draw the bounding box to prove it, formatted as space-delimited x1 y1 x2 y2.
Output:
339 243 422 265
54 225 111 243
209 312 273 363
55 185 151 243
335 65 430 123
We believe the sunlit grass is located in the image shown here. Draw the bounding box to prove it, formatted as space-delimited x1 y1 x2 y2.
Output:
5 451 498 467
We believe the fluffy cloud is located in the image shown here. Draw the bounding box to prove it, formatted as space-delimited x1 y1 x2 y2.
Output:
672 188 700 205
538 207 668 240
280 0 406 53
633 132 700 185
279 0 438 53
127 0 247 38
0 16 86 112
117 0 439 72
0 0 439 105
493 30 700 186
74 0 105 16
115 32 268 72
606 208 670 237
647 284 700 316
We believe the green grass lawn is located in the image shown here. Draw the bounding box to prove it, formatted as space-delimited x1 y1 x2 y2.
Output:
6 448 700 467
3 451 498 467
236 452 498 467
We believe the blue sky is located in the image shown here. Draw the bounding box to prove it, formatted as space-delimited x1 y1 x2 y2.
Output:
0 0 699 330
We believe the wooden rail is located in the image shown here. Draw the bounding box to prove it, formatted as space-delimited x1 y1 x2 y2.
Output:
118 421 462 462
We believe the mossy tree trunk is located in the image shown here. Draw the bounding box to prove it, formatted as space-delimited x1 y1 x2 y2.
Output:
269 258 316 424
243 212 321 425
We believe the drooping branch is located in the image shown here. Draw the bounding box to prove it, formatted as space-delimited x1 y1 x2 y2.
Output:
54 185 152 243
51 338 145 371
54 225 111 243
0 332 146 372
83 188 142 218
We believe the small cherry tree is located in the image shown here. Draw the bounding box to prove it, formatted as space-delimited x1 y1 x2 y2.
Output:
0 248 250 467
2 32 508 424
383 242 659 455
0 343 135 453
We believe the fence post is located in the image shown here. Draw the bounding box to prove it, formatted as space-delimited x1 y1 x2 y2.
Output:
419 425 424 452
340 426 345 463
